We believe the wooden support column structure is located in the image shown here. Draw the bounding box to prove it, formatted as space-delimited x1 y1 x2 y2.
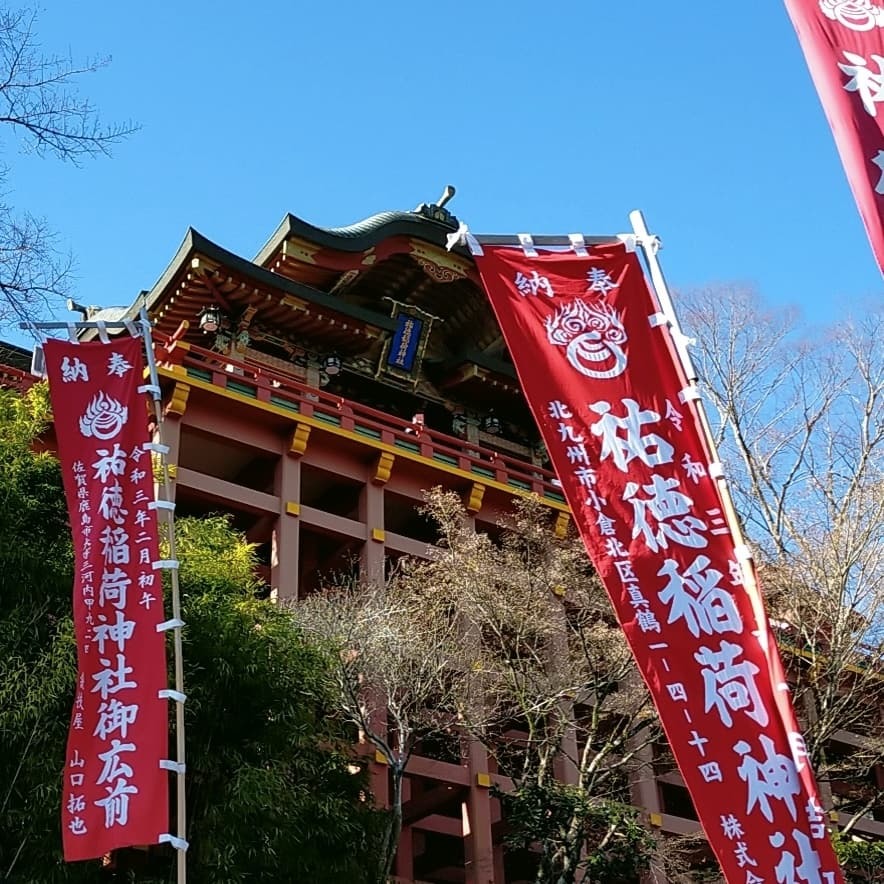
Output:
360 453 389 585
631 731 667 884
272 426 305 601
460 508 496 884
394 776 415 881
362 454 389 808
154 398 184 502
464 742 495 884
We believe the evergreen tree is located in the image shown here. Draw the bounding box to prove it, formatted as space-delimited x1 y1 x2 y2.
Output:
0 385 381 882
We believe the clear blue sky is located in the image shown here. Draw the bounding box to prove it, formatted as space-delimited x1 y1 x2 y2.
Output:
6 1 883 347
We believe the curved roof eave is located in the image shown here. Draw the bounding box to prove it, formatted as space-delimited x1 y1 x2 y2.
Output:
254 210 470 266
116 228 399 334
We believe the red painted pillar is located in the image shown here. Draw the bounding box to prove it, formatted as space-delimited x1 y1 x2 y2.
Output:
271 451 301 601
154 414 182 502
395 777 415 880
464 741 496 884
359 475 385 585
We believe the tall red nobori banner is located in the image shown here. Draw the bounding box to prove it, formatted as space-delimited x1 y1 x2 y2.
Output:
785 0 884 273
472 244 843 884
44 337 169 862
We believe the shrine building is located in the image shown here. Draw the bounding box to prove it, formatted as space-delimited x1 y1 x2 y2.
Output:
2 194 882 882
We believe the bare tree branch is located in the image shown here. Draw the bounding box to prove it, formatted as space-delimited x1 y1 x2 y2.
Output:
0 7 137 329
680 286 884 831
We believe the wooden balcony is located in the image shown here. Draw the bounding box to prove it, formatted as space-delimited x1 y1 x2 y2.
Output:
154 334 568 510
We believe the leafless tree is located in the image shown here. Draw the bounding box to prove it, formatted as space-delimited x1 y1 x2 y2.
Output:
295 489 659 884
0 6 136 328
413 489 661 884
680 285 884 833
293 572 466 884
294 490 664 884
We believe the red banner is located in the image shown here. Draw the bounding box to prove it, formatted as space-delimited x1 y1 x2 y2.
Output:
473 244 843 883
44 337 169 862
786 0 884 273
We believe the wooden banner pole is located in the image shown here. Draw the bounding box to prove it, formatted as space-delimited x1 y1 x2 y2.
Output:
628 210 764 622
140 308 188 884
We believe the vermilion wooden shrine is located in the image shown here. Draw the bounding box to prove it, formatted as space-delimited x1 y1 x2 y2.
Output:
4 197 881 882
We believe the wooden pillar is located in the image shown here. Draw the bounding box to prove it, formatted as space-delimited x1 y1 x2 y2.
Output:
493 842 506 884
395 778 415 880
460 506 495 881
153 415 182 502
359 476 385 586
368 730 390 812
271 450 301 601
630 734 666 884
358 465 390 819
553 711 580 786
464 741 496 884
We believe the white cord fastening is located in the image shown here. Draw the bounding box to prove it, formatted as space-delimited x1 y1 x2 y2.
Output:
517 233 538 257
149 500 176 512
160 759 186 774
159 834 189 852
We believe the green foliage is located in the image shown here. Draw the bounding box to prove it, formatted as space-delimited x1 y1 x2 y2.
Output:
832 831 884 883
0 387 382 882
493 780 654 883
174 515 383 883
0 386 82 882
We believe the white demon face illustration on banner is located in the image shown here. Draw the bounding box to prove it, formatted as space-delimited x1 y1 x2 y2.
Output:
820 0 884 30
545 299 628 380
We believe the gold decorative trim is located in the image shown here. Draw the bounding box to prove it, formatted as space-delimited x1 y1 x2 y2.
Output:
282 237 319 265
476 772 491 788
465 482 485 514
554 512 570 539
371 528 385 543
166 382 191 417
408 239 472 278
372 452 395 485
281 294 308 312
151 455 177 483
289 423 311 457
190 255 220 274
412 255 462 284
285 501 300 516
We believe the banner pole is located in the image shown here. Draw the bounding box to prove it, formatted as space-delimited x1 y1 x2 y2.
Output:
627 209 763 610
139 308 188 884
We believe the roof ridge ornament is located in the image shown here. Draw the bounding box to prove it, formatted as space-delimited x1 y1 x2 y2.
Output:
414 184 459 228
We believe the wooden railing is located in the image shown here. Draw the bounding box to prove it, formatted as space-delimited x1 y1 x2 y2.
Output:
0 364 37 394
155 333 566 506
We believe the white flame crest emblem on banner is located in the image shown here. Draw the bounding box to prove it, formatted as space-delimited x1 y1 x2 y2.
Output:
79 391 129 440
